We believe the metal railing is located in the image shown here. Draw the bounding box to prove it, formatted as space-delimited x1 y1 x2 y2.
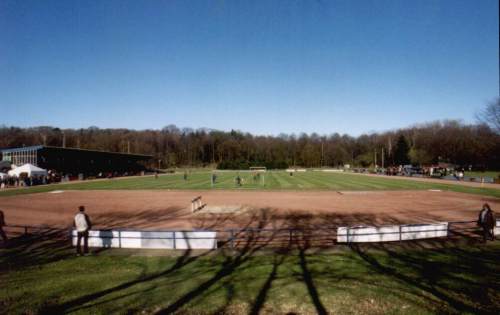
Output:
2 219 494 249
3 223 63 236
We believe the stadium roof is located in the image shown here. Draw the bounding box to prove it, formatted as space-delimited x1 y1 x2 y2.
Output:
0 145 152 158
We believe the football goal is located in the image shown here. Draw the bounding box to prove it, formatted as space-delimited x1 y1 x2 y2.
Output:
249 166 267 172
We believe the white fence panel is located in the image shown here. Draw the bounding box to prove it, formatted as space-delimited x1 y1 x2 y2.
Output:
72 230 217 249
337 225 400 243
338 223 449 243
140 231 175 249
401 223 448 240
174 231 218 249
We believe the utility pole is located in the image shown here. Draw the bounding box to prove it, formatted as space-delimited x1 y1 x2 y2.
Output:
381 147 385 168
374 149 377 168
62 131 66 148
388 137 392 156
212 141 215 164
321 141 324 168
127 140 130 154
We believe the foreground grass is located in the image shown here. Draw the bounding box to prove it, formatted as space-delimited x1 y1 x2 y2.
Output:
1 238 499 314
0 171 499 198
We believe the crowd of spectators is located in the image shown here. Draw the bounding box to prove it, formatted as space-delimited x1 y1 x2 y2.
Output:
0 171 61 189
0 169 147 189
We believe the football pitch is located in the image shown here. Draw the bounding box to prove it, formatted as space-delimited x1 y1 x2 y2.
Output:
0 170 499 198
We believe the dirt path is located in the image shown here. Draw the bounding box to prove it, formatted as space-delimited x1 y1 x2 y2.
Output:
0 189 497 231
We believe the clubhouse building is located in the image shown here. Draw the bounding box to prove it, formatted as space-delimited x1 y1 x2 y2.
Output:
0 145 152 177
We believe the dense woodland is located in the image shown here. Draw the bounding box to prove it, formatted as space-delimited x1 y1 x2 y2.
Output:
1 119 499 170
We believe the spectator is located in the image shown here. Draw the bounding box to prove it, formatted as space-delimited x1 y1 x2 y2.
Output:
477 203 496 243
0 209 7 245
73 206 92 256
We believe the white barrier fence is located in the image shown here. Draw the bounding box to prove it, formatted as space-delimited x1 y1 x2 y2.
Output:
337 222 449 243
72 230 217 249
65 219 500 249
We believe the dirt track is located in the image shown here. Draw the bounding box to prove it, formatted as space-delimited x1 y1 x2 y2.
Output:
0 189 498 230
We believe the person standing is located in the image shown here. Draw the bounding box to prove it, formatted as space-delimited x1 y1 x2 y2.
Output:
477 203 495 242
0 209 7 245
74 206 92 256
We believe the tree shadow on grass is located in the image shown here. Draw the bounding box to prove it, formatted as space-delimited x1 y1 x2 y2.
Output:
40 245 214 314
0 228 73 273
38 220 229 314
349 243 500 314
298 247 328 315
35 209 274 314
155 211 279 314
295 223 328 315
247 237 293 315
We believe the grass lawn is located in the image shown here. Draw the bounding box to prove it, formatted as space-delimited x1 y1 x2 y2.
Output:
1 236 499 315
1 171 499 198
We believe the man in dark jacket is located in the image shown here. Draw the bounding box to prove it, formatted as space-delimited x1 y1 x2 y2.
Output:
0 209 7 245
478 203 496 242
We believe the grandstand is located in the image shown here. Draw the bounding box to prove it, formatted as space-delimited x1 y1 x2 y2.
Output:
0 145 152 177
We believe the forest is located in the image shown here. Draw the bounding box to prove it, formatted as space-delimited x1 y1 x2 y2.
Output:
0 119 498 170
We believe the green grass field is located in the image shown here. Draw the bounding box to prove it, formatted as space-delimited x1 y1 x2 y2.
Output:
1 238 499 315
0 171 499 198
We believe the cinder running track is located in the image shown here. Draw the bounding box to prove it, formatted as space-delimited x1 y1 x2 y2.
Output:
0 189 497 230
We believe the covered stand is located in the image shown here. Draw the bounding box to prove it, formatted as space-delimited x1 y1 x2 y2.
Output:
7 163 48 177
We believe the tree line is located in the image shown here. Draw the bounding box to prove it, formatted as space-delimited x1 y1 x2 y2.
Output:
0 120 498 170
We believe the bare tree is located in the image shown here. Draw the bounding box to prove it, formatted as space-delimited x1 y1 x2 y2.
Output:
476 98 500 133
1 119 499 169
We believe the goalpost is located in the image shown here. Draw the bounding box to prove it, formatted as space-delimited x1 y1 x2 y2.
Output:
249 166 267 172
249 166 266 186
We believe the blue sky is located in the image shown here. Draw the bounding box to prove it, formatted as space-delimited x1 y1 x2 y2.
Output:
0 0 498 136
